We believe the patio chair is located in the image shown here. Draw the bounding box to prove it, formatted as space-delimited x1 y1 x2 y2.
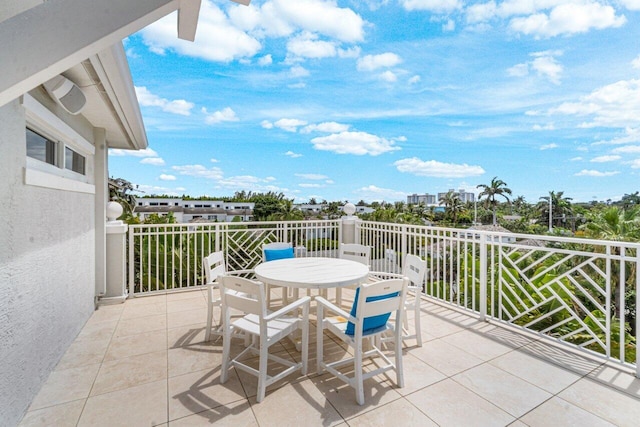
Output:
371 254 427 347
315 277 408 405
335 243 371 307
262 242 294 306
219 275 310 403
202 251 253 341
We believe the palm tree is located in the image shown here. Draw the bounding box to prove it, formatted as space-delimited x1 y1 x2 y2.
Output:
476 177 512 225
537 191 573 231
439 190 465 225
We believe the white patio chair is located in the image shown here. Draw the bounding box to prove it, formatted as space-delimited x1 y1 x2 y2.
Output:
262 242 294 306
370 254 427 347
316 277 408 405
219 275 310 403
335 243 371 308
202 251 253 341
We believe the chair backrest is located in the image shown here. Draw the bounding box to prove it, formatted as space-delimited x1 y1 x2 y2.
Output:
339 243 371 266
203 251 226 284
219 275 267 318
402 254 427 289
345 278 408 336
262 242 294 262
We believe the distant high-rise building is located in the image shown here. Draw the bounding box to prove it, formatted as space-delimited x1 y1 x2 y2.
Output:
436 189 476 203
407 193 437 205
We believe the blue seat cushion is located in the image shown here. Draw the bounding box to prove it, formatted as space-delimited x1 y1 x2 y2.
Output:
264 247 294 261
345 287 399 336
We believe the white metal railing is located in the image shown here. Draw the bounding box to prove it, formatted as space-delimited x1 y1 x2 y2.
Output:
127 219 341 294
357 220 639 374
126 218 639 374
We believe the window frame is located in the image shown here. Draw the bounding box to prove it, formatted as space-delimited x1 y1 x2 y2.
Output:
22 94 95 194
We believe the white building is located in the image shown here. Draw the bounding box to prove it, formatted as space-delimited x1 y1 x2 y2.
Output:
0 1 203 424
135 197 254 222
437 189 476 203
407 193 437 206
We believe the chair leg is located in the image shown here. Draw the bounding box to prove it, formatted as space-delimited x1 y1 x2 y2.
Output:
336 288 342 308
220 323 231 384
257 340 268 403
413 298 422 347
301 305 309 375
316 307 324 374
205 286 216 341
395 328 404 388
354 338 364 405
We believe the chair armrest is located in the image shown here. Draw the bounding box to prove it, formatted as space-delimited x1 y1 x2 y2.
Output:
315 296 352 320
265 296 311 320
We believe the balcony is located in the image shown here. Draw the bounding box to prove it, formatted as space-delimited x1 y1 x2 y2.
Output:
19 218 640 425
19 288 640 426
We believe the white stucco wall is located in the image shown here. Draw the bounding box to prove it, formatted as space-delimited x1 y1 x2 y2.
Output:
0 99 97 425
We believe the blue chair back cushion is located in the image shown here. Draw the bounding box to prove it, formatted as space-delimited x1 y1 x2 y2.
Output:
264 247 294 261
345 287 399 336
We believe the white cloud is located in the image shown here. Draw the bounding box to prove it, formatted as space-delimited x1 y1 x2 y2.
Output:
172 164 224 180
379 71 398 82
574 169 620 176
202 107 239 124
466 1 497 23
401 0 461 13
301 122 351 134
290 65 310 78
285 151 303 158
338 46 361 58
533 123 555 131
295 173 328 180
216 175 284 192
299 183 324 188
310 131 401 156
616 0 640 11
109 148 159 158
408 75 421 84
355 185 407 202
261 120 274 129
509 3 626 38
540 143 558 150
357 53 402 71
273 118 308 132
632 54 640 69
141 3 261 62
549 79 640 129
394 157 485 178
570 156 583 161
159 174 176 181
443 19 456 31
135 86 194 116
210 158 219 163
612 145 640 154
140 157 166 165
591 155 621 162
287 33 337 59
508 51 563 84
258 54 273 66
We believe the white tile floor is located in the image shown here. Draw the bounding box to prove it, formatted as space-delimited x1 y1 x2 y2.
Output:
18 288 640 427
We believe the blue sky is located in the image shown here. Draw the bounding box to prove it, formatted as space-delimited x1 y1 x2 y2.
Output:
109 0 640 204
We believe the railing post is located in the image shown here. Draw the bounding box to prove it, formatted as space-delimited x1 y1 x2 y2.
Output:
479 233 487 321
341 203 358 245
102 201 128 304
636 249 640 378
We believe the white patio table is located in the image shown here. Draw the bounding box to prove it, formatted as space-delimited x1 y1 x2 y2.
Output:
254 256 369 292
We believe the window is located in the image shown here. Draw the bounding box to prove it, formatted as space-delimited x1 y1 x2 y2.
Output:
65 146 85 174
27 128 57 165
23 94 95 193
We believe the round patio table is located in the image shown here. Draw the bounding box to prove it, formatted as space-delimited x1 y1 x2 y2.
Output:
255 257 369 290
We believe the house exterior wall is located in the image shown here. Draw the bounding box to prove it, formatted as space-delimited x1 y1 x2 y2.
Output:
0 98 97 425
